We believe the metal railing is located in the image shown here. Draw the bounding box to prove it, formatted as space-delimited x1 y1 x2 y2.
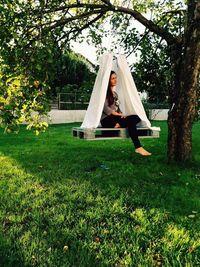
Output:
58 93 89 110
57 92 172 113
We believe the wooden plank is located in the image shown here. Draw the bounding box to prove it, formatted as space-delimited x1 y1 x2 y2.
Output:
72 127 160 140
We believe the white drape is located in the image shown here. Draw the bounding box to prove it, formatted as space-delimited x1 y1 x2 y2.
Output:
81 53 113 128
81 53 151 128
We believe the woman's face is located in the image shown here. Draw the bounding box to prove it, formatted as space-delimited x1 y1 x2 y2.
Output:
109 73 117 87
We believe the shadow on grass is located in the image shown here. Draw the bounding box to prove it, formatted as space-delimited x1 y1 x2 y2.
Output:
1 124 199 217
0 233 29 267
0 230 103 267
1 122 200 218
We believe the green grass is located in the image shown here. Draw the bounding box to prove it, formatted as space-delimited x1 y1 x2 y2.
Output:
0 121 200 267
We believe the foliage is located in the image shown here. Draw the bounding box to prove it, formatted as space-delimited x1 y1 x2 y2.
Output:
0 8 95 130
0 66 49 134
52 51 95 97
0 122 200 266
127 0 185 104
132 35 172 103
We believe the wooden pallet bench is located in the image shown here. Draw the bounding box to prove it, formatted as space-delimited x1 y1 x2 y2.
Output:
72 126 160 140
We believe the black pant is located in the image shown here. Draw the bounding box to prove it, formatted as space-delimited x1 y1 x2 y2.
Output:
101 115 141 148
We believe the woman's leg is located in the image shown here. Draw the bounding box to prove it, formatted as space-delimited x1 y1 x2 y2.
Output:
101 115 121 128
123 115 151 156
123 115 141 149
101 115 122 136
101 115 151 155
101 115 141 147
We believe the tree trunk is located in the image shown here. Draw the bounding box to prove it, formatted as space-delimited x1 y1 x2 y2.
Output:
167 1 200 163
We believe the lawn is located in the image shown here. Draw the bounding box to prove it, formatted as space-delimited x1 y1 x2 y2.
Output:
0 121 200 267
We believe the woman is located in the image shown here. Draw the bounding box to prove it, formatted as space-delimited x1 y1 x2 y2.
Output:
100 71 151 156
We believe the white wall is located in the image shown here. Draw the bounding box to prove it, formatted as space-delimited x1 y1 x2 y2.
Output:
48 110 86 124
149 109 169 121
26 109 167 125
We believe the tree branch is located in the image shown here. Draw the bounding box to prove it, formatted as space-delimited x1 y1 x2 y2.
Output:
57 12 105 43
101 0 112 6
17 2 180 46
21 4 107 16
113 5 178 45
42 9 107 32
194 1 200 20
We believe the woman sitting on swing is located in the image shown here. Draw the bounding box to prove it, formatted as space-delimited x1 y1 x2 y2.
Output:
100 71 152 156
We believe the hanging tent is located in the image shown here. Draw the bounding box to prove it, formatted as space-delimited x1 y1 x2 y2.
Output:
73 53 160 140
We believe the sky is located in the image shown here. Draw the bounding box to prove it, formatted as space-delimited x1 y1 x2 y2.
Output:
70 19 145 66
71 40 100 65
71 41 141 66
71 25 144 67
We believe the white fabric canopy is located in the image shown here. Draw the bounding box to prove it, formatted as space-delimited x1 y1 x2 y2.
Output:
81 53 151 128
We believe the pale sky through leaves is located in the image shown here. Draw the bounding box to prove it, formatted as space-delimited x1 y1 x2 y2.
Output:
71 0 185 66
71 19 145 66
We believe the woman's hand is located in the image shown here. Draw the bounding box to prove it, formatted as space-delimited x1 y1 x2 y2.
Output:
111 111 126 118
112 111 126 118
118 112 126 118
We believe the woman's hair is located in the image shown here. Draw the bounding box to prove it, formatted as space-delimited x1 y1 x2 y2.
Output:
106 71 116 106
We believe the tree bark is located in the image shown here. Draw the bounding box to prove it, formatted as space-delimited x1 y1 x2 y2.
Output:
168 1 200 162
